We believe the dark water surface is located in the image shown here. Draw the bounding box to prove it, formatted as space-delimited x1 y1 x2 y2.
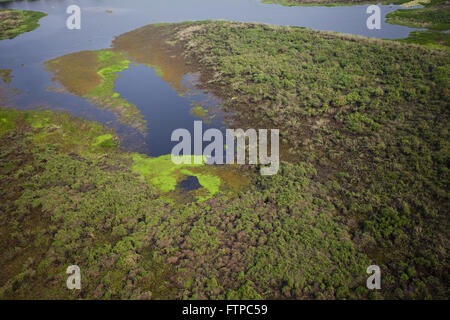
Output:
0 0 423 155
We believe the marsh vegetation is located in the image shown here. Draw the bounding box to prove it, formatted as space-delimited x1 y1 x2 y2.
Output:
0 0 449 300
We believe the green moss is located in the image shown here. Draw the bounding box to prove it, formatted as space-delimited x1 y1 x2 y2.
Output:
180 168 221 201
45 49 146 132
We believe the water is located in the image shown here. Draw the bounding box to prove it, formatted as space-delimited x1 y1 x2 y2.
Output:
0 0 424 156
114 65 227 155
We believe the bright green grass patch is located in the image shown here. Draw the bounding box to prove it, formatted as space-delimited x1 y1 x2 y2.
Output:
16 108 119 158
82 50 146 131
0 9 46 40
85 50 131 100
93 133 116 148
131 153 222 201
0 108 19 136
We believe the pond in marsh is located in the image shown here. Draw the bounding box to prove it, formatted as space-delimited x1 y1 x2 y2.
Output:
0 0 424 156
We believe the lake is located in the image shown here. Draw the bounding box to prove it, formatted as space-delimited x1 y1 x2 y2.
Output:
0 0 423 156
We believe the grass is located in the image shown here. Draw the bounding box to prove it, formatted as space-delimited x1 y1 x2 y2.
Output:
131 153 226 202
0 9 46 40
190 105 209 118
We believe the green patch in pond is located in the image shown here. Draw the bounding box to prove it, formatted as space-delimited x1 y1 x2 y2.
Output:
0 69 12 84
190 105 209 118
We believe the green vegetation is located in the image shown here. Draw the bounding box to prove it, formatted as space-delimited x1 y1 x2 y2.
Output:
1 1 449 299
146 21 448 299
0 8 46 40
131 154 222 202
387 0 450 31
398 29 450 48
0 107 366 299
190 105 209 118
0 69 12 84
386 0 450 48
261 0 409 7
45 50 146 132
2 20 448 300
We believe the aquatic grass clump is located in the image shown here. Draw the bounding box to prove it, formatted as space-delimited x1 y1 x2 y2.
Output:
190 105 209 118
386 0 450 48
0 69 12 84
